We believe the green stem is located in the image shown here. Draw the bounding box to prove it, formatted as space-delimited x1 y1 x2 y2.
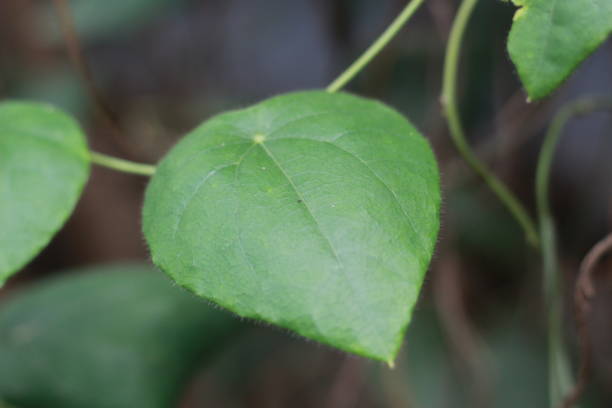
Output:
89 151 156 176
535 97 612 408
326 0 426 93
441 0 539 247
541 214 574 408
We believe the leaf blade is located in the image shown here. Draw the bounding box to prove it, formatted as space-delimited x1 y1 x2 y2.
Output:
0 264 241 408
143 91 441 363
508 0 612 100
0 102 90 284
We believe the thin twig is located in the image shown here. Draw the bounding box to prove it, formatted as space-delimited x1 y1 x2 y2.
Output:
325 357 363 408
51 0 123 137
51 0 157 173
559 233 612 408
426 0 453 40
326 0 425 93
434 251 492 408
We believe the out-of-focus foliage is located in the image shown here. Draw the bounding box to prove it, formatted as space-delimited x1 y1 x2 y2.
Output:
39 0 182 43
0 264 241 408
0 102 89 285
13 70 86 119
403 310 548 408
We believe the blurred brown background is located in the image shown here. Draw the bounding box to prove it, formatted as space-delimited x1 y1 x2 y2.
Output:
1 0 612 406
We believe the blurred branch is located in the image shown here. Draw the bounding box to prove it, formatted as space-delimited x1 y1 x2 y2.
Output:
51 0 159 174
441 0 539 247
51 0 125 144
443 87 551 187
434 251 493 408
325 357 363 408
326 0 425 93
426 0 453 40
560 233 612 408
534 96 612 408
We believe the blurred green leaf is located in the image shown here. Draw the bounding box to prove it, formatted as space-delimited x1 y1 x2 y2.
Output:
403 308 466 408
0 264 242 408
41 0 181 43
14 71 87 119
488 324 547 408
400 312 548 408
0 102 90 285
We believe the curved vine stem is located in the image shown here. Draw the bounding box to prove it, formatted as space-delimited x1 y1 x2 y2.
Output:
326 0 425 93
535 96 612 408
561 233 612 408
441 0 539 247
90 151 156 176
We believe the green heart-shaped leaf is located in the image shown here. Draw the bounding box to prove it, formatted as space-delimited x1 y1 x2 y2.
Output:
508 0 612 100
0 102 90 285
143 91 440 364
0 264 241 408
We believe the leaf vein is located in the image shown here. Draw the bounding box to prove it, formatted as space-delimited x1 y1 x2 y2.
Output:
171 144 256 240
258 141 386 349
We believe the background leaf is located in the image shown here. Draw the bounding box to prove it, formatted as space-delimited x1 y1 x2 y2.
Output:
0 102 90 285
508 0 612 100
143 91 440 364
38 0 182 44
0 264 241 408
399 310 548 408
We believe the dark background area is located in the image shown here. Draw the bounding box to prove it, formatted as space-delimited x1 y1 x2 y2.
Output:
1 0 611 406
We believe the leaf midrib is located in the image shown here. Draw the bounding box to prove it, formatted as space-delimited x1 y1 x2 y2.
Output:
257 141 388 354
267 137 431 260
257 142 344 266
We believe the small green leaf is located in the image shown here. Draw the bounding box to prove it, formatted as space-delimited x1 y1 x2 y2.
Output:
143 91 441 364
0 102 90 284
508 0 612 100
0 264 241 408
